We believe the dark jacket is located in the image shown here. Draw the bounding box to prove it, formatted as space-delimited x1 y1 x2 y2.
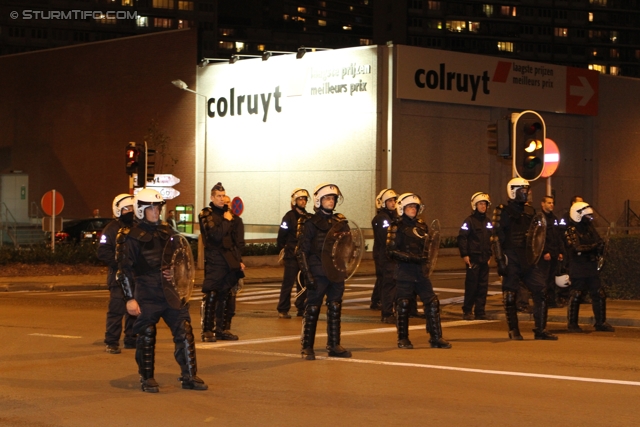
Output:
296 209 348 280
564 220 602 278
371 207 396 264
493 200 536 264
198 202 242 271
457 210 493 264
542 210 565 259
277 208 309 259
386 214 429 282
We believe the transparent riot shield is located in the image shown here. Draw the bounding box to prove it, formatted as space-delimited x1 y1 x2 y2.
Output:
425 219 441 277
321 218 364 283
526 212 547 266
161 234 196 309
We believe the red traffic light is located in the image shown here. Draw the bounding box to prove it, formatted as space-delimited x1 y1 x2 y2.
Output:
126 145 140 175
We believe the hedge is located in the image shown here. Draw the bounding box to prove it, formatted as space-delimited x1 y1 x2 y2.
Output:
600 235 640 299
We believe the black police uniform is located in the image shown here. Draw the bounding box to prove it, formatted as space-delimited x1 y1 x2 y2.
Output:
276 208 310 317
98 216 137 352
371 206 397 320
540 210 566 307
199 202 244 341
457 210 493 319
296 209 352 360
564 219 614 332
224 211 245 332
117 220 206 392
492 200 557 340
387 214 451 349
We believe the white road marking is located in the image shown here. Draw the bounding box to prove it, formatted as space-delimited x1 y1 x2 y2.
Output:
29 333 82 339
212 348 640 387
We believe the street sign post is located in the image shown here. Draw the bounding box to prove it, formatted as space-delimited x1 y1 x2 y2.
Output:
133 174 181 188
41 190 64 252
133 186 181 200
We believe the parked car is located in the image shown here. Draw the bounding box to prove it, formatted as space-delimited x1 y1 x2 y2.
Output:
54 218 114 244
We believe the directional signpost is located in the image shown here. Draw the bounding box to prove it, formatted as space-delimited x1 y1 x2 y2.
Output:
133 174 181 200
41 190 64 252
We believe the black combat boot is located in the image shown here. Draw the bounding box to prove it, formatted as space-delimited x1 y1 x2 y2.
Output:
301 305 319 360
426 297 451 349
567 290 583 333
174 321 208 391
533 297 558 340
326 301 352 357
396 298 413 349
136 324 159 393
201 291 217 342
214 292 238 340
593 291 615 332
503 291 523 340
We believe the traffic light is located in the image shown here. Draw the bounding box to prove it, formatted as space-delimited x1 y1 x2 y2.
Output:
487 118 511 158
512 111 545 180
125 143 139 175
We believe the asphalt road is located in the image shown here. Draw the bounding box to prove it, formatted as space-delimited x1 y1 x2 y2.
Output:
1 275 639 426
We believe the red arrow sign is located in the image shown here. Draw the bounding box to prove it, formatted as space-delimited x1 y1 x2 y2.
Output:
566 67 598 116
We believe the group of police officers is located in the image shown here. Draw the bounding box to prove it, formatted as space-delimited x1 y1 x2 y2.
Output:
98 177 613 393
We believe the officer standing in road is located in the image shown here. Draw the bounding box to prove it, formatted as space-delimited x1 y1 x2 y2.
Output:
491 178 558 341
222 194 245 335
199 182 244 342
457 192 493 321
565 202 615 333
539 196 565 307
371 188 398 323
117 188 207 393
276 188 311 319
387 193 451 350
296 183 353 360
98 193 137 354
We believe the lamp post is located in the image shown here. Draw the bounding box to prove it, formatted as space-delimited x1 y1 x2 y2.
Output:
171 79 208 210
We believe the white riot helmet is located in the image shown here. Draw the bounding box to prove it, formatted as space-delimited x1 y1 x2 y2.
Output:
133 188 166 220
290 188 310 206
396 193 424 216
376 188 398 209
112 193 134 218
313 183 343 209
507 177 530 200
470 192 491 211
555 274 571 288
570 202 594 223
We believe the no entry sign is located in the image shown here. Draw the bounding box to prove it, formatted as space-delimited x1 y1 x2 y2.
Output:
41 190 64 216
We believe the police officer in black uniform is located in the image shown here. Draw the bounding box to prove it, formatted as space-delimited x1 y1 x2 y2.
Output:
221 194 245 335
458 192 493 321
387 193 451 350
199 182 244 342
117 188 207 393
372 188 398 323
276 188 311 319
491 178 557 341
539 196 565 307
565 202 615 333
99 193 137 354
297 183 353 360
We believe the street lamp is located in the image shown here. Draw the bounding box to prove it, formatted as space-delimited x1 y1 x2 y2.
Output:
171 79 208 211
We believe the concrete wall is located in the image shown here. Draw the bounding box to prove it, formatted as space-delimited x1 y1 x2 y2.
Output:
0 29 197 220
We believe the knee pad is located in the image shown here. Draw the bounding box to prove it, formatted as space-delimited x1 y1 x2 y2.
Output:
305 305 320 321
503 291 517 306
396 298 411 314
595 287 607 300
327 301 341 314
140 324 156 345
174 320 193 342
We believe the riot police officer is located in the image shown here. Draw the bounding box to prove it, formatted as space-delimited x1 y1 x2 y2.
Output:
117 188 207 393
372 188 398 323
296 183 353 360
387 193 451 350
458 192 493 321
539 196 565 307
276 188 311 319
565 202 614 333
222 194 245 335
98 193 137 354
491 178 557 341
199 182 245 342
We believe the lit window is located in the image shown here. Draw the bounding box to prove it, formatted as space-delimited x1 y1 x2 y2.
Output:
588 64 606 73
359 38 372 45
177 20 190 29
122 0 133 5
318 19 327 26
343 25 352 30
610 48 619 58
610 66 619 75
468 21 480 33
154 17 173 28
592 49 598 57
350 6 354 11
178 1 193 10
219 41 234 50
500 6 510 16
298 7 307 13
283 14 289 20
152 0 175 9
610 31 618 43
589 12 593 22
482 4 493 17
96 13 117 24
137 16 149 27
219 28 234 36
257 44 265 51
589 0 607 4
428 1 440 10
555 27 568 37
235 41 245 52
446 20 466 32
497 42 513 52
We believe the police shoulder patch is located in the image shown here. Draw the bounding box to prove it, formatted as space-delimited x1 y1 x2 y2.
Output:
335 213 346 221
